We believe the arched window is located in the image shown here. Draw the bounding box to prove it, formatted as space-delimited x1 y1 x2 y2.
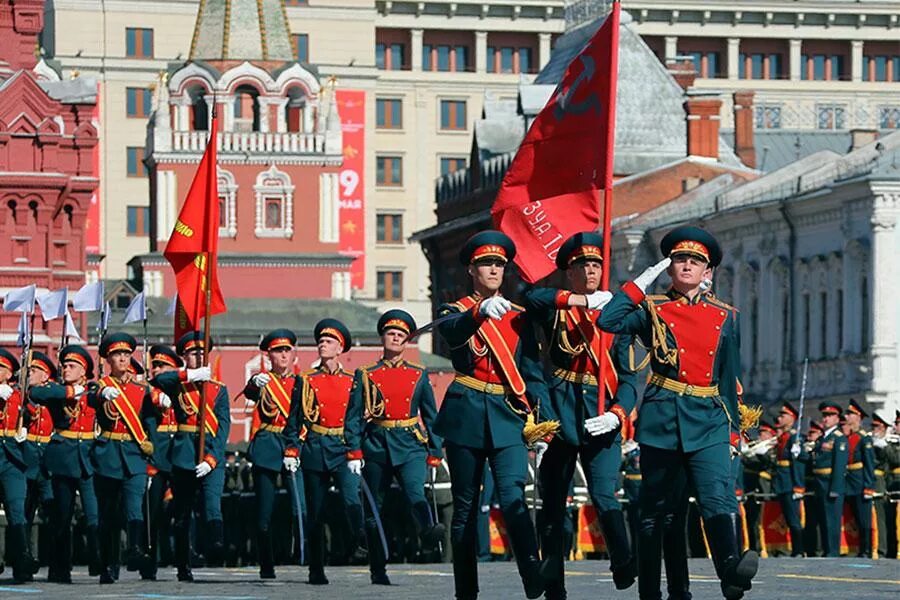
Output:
217 167 237 238
254 165 294 238
187 84 209 131
233 84 260 132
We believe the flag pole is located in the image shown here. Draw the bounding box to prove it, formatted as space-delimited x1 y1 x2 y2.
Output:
197 93 217 464
15 310 36 431
98 303 109 378
597 0 621 414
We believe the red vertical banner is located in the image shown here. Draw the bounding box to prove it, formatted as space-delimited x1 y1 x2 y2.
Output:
335 90 366 289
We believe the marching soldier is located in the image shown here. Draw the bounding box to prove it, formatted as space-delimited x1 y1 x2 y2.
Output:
434 230 551 600
808 401 847 557
92 333 157 582
29 347 101 583
146 344 183 573
598 226 758 600
801 421 825 556
150 331 230 581
21 357 54 570
741 421 775 553
842 399 876 557
284 319 365 585
0 348 38 582
242 328 303 580
348 309 445 585
870 409 893 557
771 402 806 556
523 231 637 596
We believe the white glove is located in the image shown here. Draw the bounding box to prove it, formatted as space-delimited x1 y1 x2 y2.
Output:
101 386 121 401
195 461 213 478
252 373 271 388
585 412 620 436
791 492 804 501
863 492 874 501
803 441 815 453
633 258 672 293
186 366 211 382
0 384 13 400
872 436 888 449
347 459 363 476
158 392 172 409
534 441 548 469
790 443 801 458
740 444 755 458
754 443 771 456
14 427 27 443
479 296 512 320
283 456 300 473
72 384 85 397
586 290 613 310
621 439 638 455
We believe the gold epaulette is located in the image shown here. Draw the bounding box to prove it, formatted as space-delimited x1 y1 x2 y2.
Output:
645 294 669 303
834 431 844 437
404 360 426 371
705 295 738 313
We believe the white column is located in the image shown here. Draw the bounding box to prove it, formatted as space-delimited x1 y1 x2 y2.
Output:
851 40 864 82
869 192 900 411
257 98 271 133
789 39 802 81
538 32 552 70
664 36 678 61
727 38 741 80
411 29 423 71
475 31 488 73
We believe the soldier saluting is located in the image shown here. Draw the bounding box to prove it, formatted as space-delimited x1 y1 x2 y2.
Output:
434 230 553 600
242 328 302 580
598 226 757 600
523 231 638 596
348 309 445 585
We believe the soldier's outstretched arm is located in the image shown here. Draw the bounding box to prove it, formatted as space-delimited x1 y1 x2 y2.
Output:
436 302 483 348
597 259 670 337
150 370 183 399
28 381 68 406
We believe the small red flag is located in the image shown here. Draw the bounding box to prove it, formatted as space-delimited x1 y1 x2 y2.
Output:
491 5 620 283
164 115 226 339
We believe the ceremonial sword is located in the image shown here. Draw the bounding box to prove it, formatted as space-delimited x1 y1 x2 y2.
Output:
794 358 809 447
359 476 390 558
288 470 306 565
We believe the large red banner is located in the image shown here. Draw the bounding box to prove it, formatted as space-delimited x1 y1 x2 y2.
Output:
336 90 366 289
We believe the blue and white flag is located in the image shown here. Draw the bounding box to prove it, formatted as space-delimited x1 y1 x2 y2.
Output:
72 281 104 312
38 288 68 321
97 300 111 332
65 311 83 343
123 291 147 324
16 313 29 347
4 284 36 313
166 295 178 316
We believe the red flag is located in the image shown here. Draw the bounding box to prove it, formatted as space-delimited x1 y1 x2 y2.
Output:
164 115 226 339
491 5 620 283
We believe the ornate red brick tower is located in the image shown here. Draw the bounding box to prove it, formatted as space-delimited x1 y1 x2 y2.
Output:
0 0 99 346
139 0 350 302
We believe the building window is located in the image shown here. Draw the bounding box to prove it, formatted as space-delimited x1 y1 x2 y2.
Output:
865 55 900 82
126 147 146 177
880 107 900 129
126 206 149 237
739 53 783 80
440 100 466 131
377 271 403 300
684 51 720 78
292 34 309 62
376 214 403 244
126 87 152 118
487 46 533 74
254 165 294 238
218 167 237 238
802 54 845 81
423 45 469 72
817 104 847 130
376 42 405 70
376 156 402 186
376 98 402 129
754 104 782 129
440 157 467 175
126 28 153 58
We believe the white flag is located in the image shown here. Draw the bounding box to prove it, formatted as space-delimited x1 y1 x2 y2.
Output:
38 288 68 321
16 312 29 347
3 284 36 313
72 281 104 312
123 291 147 324
97 300 111 332
166 295 178 316
65 311 83 343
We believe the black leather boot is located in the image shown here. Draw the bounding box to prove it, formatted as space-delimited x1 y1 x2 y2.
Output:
10 525 37 583
705 514 758 600
637 515 664 600
85 525 101 577
789 527 804 557
600 510 636 590
451 539 478 599
257 529 276 579
662 511 692 600
206 520 226 567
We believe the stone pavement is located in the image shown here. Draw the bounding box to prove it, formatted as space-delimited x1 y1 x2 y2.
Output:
0 558 897 599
